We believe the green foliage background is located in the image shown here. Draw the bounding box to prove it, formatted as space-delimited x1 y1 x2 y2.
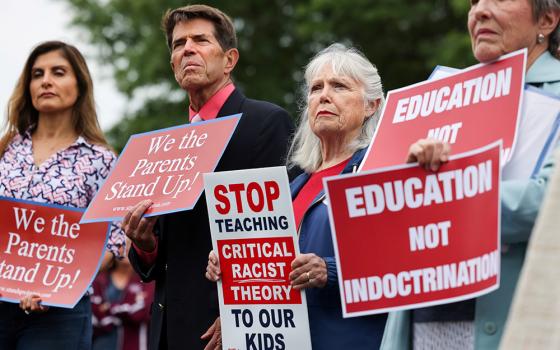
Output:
63 0 476 151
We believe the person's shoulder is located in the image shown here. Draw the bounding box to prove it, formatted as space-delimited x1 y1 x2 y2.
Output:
241 96 290 117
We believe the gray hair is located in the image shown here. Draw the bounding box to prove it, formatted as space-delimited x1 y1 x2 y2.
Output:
287 43 385 173
533 0 560 56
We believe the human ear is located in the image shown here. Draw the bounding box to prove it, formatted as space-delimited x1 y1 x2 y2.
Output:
224 48 239 74
538 9 560 37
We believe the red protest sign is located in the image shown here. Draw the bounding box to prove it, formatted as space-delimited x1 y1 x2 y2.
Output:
361 50 525 171
0 197 110 308
218 237 301 305
324 143 501 317
81 115 240 223
204 167 312 350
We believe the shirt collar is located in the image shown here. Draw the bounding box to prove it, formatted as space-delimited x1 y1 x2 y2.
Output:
526 51 560 84
188 83 235 122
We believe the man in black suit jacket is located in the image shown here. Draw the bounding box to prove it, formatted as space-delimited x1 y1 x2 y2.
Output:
123 5 294 349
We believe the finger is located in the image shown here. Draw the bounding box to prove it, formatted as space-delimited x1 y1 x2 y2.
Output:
201 322 215 339
422 143 435 170
209 251 219 265
289 264 306 281
406 141 423 163
207 264 221 279
19 297 26 310
209 330 220 350
428 143 442 171
122 208 133 228
206 267 220 281
30 297 43 311
291 269 313 289
128 200 153 232
290 254 311 270
441 143 451 162
135 216 157 236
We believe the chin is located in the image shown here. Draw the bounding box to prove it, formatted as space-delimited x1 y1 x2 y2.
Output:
474 51 502 63
473 46 503 63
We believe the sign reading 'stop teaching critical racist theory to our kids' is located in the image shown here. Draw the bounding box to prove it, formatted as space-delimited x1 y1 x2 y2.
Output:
324 142 501 317
204 167 312 350
0 197 110 308
360 49 525 171
81 115 240 223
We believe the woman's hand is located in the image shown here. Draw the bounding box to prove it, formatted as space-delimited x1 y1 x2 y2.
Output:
19 294 49 314
205 250 221 282
201 316 222 350
406 138 451 172
289 253 327 290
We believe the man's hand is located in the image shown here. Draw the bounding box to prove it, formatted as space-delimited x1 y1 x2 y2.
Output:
122 200 158 252
205 250 221 282
201 317 222 350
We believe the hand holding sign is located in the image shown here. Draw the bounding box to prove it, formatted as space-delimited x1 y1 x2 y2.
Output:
122 199 158 253
407 139 452 171
205 251 221 282
20 294 48 314
289 254 328 289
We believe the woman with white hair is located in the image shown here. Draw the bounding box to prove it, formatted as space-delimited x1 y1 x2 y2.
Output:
206 43 388 349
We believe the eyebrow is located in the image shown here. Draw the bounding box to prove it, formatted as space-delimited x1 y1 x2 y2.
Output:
172 32 212 45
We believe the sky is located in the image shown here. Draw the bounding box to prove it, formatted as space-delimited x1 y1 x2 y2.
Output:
0 0 126 130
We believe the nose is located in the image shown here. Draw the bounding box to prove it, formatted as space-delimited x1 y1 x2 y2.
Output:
319 86 332 103
471 0 492 21
40 72 53 87
182 39 196 56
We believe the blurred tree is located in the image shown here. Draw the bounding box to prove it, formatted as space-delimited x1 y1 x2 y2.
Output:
63 0 474 151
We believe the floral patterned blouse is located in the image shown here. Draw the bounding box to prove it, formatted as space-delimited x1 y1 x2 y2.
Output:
0 130 125 257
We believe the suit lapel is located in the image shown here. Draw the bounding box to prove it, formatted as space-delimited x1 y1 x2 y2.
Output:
216 88 245 118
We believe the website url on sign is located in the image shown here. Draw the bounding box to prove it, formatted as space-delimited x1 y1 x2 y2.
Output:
0 286 51 298
112 201 171 212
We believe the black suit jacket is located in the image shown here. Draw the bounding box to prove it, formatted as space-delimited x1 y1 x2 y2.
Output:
129 89 294 350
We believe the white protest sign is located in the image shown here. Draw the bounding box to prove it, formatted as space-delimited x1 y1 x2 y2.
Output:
204 167 312 350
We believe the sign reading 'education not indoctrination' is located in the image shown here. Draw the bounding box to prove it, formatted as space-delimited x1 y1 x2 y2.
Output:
81 115 240 223
361 49 526 171
324 143 501 317
0 197 110 308
204 167 312 350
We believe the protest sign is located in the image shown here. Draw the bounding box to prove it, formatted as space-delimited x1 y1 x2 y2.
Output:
324 143 501 317
503 86 560 180
429 66 560 180
0 197 110 308
360 49 525 171
81 115 240 223
204 167 312 350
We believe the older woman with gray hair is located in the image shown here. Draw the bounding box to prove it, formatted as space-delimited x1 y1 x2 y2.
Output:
286 42 387 349
206 43 388 349
382 1 560 349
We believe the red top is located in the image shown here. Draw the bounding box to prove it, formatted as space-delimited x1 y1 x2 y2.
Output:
292 158 350 230
188 83 235 122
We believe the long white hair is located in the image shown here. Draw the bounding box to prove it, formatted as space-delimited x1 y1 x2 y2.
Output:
288 43 385 173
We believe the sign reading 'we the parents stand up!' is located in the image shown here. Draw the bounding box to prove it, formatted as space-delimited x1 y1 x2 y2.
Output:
0 197 110 308
81 115 240 223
